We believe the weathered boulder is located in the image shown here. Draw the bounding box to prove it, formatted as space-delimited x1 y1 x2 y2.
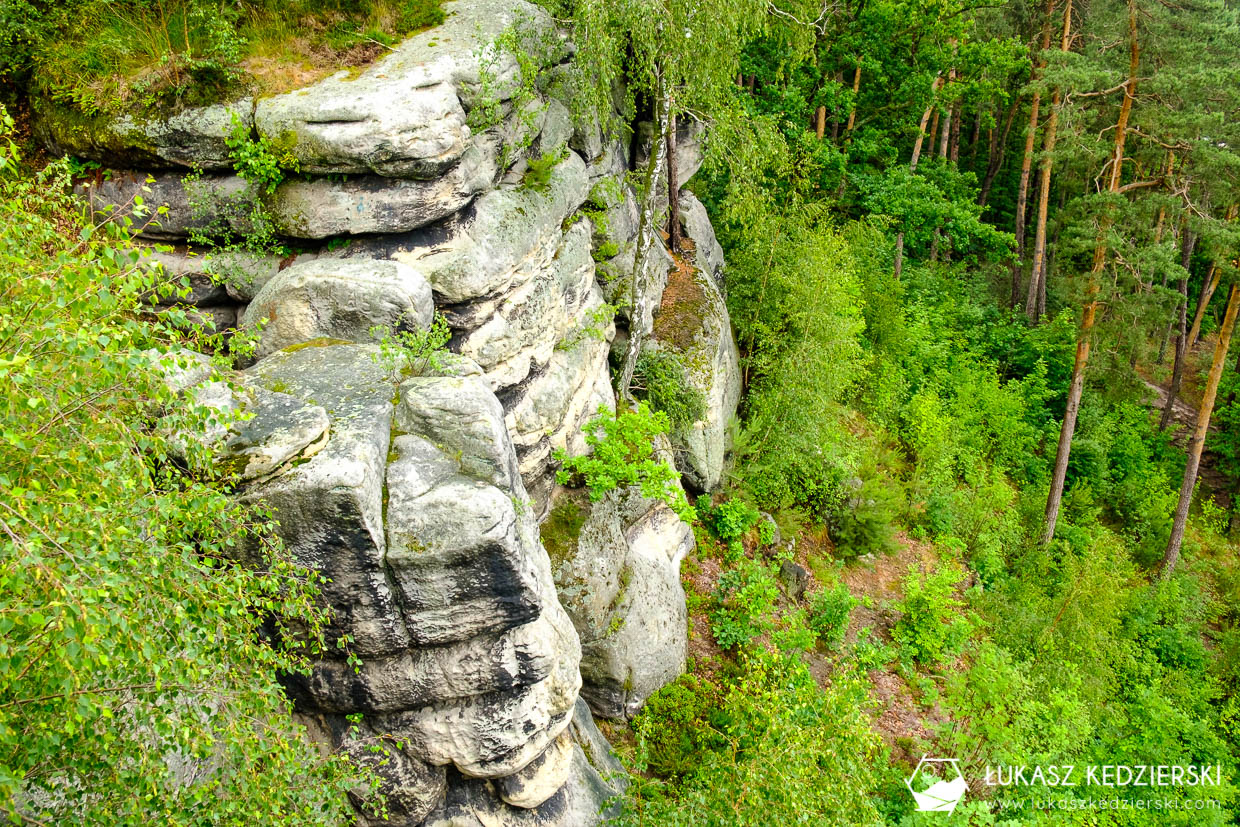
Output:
35 99 252 172
421 700 625 826
242 343 410 657
270 141 499 238
253 0 557 178
679 191 725 286
82 152 497 241
453 220 597 389
155 353 329 480
142 247 289 302
243 258 434 357
219 384 330 480
649 261 740 492
339 150 591 304
331 152 611 509
543 487 692 719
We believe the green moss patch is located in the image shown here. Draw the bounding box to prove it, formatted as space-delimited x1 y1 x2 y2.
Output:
541 496 589 568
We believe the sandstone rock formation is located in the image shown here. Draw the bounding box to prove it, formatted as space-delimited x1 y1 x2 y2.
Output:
543 488 693 719
50 0 749 821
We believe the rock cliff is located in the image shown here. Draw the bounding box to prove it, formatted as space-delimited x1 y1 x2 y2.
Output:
57 1 742 822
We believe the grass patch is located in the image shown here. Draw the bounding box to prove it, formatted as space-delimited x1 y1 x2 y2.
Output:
20 0 447 114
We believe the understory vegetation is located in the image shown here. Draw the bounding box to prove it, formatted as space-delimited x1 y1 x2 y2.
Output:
0 121 364 822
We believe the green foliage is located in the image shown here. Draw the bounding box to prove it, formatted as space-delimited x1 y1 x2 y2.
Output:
828 455 904 559
396 0 445 32
0 131 361 823
369 313 452 378
808 582 859 648
726 216 869 515
697 496 760 543
710 557 779 649
520 147 566 192
892 562 974 665
225 114 298 194
630 675 723 778
623 648 885 825
633 349 706 431
555 403 693 522
558 302 616 350
7 0 445 114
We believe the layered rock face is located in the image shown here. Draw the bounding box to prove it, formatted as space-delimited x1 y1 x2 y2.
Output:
58 0 745 822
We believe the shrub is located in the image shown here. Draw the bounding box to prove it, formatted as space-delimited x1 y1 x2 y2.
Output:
710 558 779 649
892 562 974 665
828 459 903 559
632 675 723 778
621 649 884 825
225 114 298 194
521 147 566 192
555 402 693 522
698 497 760 543
397 0 445 31
808 582 859 648
370 313 452 377
0 130 361 823
634 349 706 431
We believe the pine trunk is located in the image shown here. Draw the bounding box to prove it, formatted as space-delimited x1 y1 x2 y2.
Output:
1025 0 1072 321
1188 205 1237 348
1161 284 1240 578
1043 0 1136 544
845 66 861 133
980 95 1020 208
1188 264 1222 350
1160 228 1195 363
1160 230 1195 429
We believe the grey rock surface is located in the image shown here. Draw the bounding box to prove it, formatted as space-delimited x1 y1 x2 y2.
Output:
244 258 434 357
36 99 252 172
254 0 557 178
545 487 692 718
243 343 409 657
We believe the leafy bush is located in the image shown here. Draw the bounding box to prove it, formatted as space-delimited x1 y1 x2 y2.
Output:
634 349 706 431
622 649 884 825
225 114 298 194
808 582 859 648
555 403 693 522
370 313 452 377
397 0 446 31
726 217 868 515
631 675 723 778
520 147 566 192
710 558 779 649
698 497 760 543
11 0 446 114
0 130 360 823
892 562 974 665
828 458 904 559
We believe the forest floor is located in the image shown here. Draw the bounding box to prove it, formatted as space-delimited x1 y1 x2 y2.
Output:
679 518 947 772
837 532 943 766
